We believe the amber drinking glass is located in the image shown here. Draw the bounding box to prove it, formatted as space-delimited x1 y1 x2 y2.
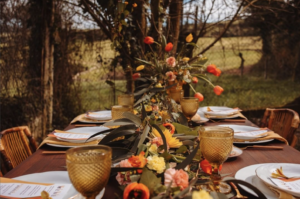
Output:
180 97 199 125
117 94 134 106
111 105 133 120
168 90 183 104
66 145 112 199
200 127 233 180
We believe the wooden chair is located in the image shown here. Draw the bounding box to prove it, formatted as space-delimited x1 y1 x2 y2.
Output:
0 126 38 171
260 108 300 147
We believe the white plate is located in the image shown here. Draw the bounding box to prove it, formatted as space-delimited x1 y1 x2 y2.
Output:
200 106 239 116
198 106 240 119
13 171 105 199
256 163 300 197
218 125 274 144
235 164 278 199
228 146 243 158
47 127 109 147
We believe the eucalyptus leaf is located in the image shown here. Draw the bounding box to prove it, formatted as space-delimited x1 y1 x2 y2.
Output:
134 87 150 96
182 140 195 146
186 42 199 48
129 134 141 154
139 167 162 194
137 144 147 155
165 82 177 89
176 112 188 126
176 145 188 154
135 57 154 66
152 124 168 153
86 128 113 142
141 103 147 121
172 123 199 136
175 142 199 170
122 112 142 125
135 84 150 91
103 118 135 126
137 124 150 149
159 151 173 161
150 87 165 92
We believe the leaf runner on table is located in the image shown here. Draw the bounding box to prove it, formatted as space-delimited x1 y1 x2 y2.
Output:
152 124 168 153
175 142 199 170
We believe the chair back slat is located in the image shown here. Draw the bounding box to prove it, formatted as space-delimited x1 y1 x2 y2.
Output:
0 126 37 171
261 108 300 146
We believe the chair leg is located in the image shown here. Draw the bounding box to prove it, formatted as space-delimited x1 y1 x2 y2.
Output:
291 134 298 148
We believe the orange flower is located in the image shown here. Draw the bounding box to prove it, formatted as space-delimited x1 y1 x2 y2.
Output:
163 123 175 134
165 42 173 52
143 36 154 45
123 182 150 199
128 151 147 168
200 159 222 175
194 92 204 102
132 73 141 80
192 77 198 84
132 3 137 7
206 64 217 73
213 85 224 95
213 68 221 77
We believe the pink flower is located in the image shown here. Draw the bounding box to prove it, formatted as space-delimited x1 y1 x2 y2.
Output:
151 137 164 147
120 159 133 167
152 105 159 111
165 71 176 81
164 168 177 187
173 169 189 190
164 168 189 190
116 172 132 185
166 57 176 67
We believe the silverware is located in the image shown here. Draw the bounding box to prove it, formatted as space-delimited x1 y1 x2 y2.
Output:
230 182 248 198
238 145 283 150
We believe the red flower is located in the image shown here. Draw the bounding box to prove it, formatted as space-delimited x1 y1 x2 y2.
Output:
213 68 221 77
200 159 222 175
123 182 150 199
165 42 173 52
192 77 198 84
132 73 141 80
143 36 154 45
214 85 224 95
206 64 217 73
194 92 204 102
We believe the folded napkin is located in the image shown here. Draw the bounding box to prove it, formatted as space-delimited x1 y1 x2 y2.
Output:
85 111 112 120
267 184 300 199
204 111 247 119
38 137 100 149
70 113 110 124
204 108 240 116
233 130 288 144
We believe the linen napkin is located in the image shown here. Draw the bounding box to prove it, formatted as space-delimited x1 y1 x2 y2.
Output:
85 111 112 120
233 130 288 144
1 177 52 185
38 137 100 149
70 113 110 124
204 111 247 120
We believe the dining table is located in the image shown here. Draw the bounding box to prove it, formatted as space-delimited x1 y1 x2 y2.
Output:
4 119 300 198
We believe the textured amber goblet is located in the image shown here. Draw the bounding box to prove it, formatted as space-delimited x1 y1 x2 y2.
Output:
168 90 183 104
180 97 199 125
66 145 112 199
111 105 133 120
117 94 134 106
200 127 233 180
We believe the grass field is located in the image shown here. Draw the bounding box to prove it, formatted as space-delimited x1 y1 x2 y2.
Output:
75 36 299 112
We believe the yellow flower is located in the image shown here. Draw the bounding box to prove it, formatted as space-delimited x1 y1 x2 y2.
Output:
149 144 158 154
124 1 128 5
155 83 163 88
186 33 193 43
192 190 213 199
151 98 156 103
136 65 144 71
147 155 166 174
133 109 138 115
182 57 190 62
132 3 137 7
152 128 182 148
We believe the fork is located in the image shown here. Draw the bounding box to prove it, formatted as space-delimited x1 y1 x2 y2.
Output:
230 182 248 198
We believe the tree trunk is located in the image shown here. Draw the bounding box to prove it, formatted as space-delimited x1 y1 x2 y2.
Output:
169 0 182 55
41 0 54 137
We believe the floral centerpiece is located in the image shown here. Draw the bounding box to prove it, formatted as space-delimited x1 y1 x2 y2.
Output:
132 33 224 104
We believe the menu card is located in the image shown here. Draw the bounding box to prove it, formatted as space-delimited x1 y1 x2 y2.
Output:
270 177 300 193
0 177 72 199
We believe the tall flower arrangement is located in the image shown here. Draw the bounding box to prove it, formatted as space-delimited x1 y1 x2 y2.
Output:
132 33 224 102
